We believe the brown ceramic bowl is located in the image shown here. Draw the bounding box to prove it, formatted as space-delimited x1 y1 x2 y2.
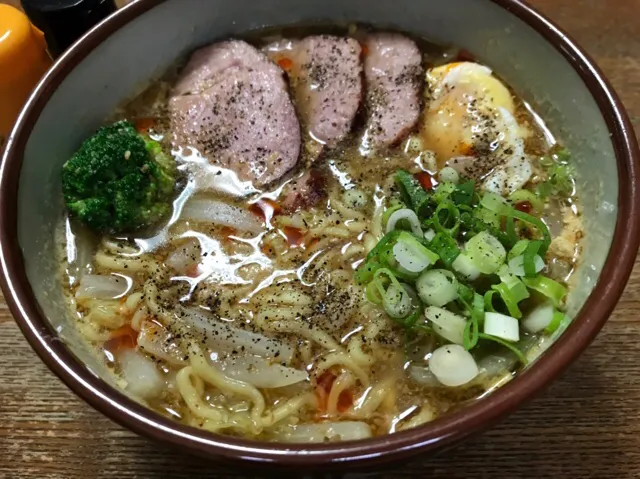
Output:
1 0 639 470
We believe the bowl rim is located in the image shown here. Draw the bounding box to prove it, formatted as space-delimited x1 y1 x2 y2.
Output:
1 0 639 468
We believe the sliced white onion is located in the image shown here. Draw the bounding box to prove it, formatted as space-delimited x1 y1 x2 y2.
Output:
75 274 130 300
452 253 481 281
213 354 308 388
118 349 164 399
508 254 545 277
137 321 187 366
182 198 263 234
386 208 423 236
424 229 436 242
484 312 520 342
522 301 555 334
416 270 458 307
177 307 294 362
165 239 201 274
393 240 434 274
429 344 479 387
424 306 466 345
278 422 373 443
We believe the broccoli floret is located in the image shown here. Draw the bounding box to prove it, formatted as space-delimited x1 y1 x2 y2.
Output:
62 120 176 233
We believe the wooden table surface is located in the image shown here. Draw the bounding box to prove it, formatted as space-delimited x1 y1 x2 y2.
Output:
2 0 640 477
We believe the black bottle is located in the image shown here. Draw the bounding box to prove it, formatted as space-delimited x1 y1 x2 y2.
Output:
21 0 117 58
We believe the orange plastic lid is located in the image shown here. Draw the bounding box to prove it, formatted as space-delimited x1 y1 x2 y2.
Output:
0 4 52 138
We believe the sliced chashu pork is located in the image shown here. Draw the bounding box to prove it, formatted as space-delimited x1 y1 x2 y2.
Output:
362 33 423 149
169 40 300 187
265 35 363 157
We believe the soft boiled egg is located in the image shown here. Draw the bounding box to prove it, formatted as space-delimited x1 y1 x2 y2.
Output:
420 62 532 195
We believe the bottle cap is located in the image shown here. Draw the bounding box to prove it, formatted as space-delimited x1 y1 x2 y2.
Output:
21 0 117 58
0 4 52 139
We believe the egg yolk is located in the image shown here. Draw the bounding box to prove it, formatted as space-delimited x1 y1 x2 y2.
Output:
420 62 516 166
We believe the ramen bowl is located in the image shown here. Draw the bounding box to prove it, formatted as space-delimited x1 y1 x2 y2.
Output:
1 0 639 470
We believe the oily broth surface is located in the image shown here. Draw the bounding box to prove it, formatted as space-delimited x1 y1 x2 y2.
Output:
58 26 582 441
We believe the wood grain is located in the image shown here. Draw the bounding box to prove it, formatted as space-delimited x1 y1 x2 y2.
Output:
1 0 640 477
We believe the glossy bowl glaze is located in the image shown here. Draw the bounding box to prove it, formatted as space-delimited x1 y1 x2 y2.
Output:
1 0 639 470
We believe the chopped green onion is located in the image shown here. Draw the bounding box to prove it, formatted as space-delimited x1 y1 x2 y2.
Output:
355 260 382 284
553 148 571 164
433 182 457 204
439 167 460 184
416 269 458 307
509 254 545 277
522 301 554 333
478 333 528 365
424 306 467 345
365 230 401 262
373 269 413 319
457 282 475 305
522 275 567 307
383 283 413 319
484 312 520 342
465 231 506 275
472 292 484 320
403 307 424 329
460 211 510 245
536 153 575 199
484 290 498 313
424 229 436 242
487 267 529 319
538 154 554 168
473 206 501 229
545 311 567 334
378 241 395 268
382 200 404 229
536 181 554 198
491 282 524 318
386 208 423 236
508 239 530 262
450 180 475 206
395 169 431 216
452 253 481 281
497 265 530 303
365 281 383 304
400 282 420 304
508 190 544 213
428 231 461 268
433 201 461 236
480 192 510 214
463 293 484 350
509 210 552 254
392 232 439 274
505 215 519 247
522 240 543 277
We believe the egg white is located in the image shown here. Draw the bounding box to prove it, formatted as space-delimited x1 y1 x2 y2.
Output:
421 62 532 195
